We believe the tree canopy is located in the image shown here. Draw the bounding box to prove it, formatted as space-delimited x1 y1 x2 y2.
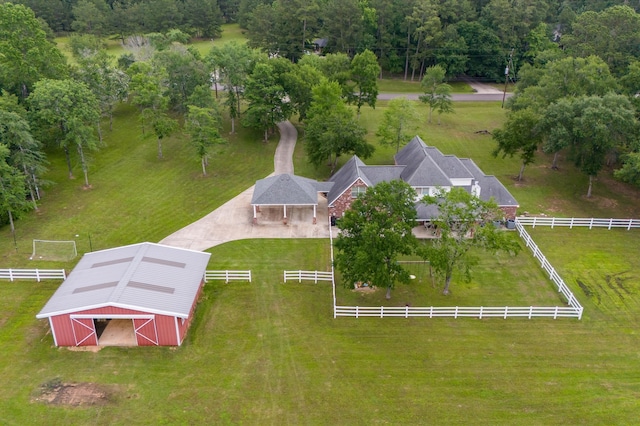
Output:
334 180 419 300
421 187 520 295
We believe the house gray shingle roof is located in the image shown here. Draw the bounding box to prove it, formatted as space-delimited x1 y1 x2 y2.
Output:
458 158 519 206
252 174 333 205
36 242 211 319
327 136 518 211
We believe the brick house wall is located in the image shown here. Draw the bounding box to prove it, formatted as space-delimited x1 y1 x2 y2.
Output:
328 178 368 218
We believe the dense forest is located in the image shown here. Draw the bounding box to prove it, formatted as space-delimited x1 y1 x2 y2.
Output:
9 0 640 79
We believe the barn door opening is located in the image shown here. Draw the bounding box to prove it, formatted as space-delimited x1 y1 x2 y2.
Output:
98 319 137 346
71 317 97 346
133 317 158 346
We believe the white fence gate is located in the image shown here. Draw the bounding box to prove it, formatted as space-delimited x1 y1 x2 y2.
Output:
205 270 252 283
0 269 66 282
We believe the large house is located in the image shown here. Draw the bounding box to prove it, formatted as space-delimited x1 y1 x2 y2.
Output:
326 136 519 221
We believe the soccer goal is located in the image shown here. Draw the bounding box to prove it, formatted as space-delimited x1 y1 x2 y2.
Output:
31 240 78 261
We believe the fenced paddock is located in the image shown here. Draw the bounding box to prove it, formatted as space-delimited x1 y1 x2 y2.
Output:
0 269 66 282
205 270 252 283
284 270 333 283
516 216 640 230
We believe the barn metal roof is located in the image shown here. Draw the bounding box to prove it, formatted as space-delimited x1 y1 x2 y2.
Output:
36 242 210 319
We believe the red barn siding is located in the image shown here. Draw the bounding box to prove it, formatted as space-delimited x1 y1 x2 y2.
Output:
48 305 191 347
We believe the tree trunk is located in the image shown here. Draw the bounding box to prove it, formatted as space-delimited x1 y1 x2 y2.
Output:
97 120 102 143
518 162 525 181
551 152 559 169
109 113 114 131
411 37 422 82
404 28 411 81
587 175 593 198
428 106 433 124
201 157 207 176
264 128 269 143
157 138 163 159
8 209 15 233
230 117 235 134
77 144 90 187
386 286 392 300
443 273 452 295
64 145 74 179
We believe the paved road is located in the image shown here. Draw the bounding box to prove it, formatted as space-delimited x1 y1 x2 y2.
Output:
378 93 510 101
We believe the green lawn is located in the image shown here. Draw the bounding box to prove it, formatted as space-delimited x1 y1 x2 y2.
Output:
2 92 640 423
2 236 639 424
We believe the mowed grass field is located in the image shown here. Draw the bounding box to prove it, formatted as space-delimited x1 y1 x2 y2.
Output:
1 91 640 422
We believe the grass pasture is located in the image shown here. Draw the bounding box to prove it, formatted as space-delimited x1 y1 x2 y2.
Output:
1 92 640 422
2 236 640 424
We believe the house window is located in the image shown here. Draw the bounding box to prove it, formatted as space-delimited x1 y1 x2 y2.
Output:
351 186 367 198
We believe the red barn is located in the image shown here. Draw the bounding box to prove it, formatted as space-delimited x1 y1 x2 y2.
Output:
37 242 210 347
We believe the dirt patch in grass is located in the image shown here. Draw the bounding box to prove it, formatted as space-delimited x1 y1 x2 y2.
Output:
582 194 618 210
33 379 114 407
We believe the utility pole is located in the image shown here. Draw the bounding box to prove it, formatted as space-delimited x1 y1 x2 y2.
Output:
502 49 515 108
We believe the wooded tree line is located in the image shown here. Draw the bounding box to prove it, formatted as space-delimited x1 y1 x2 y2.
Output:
12 0 640 80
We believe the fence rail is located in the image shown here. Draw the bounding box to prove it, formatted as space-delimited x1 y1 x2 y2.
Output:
515 222 583 318
334 305 581 319
0 268 66 282
205 270 252 283
284 270 333 283
516 216 640 230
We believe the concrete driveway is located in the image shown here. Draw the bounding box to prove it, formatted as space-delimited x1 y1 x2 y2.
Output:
159 121 329 251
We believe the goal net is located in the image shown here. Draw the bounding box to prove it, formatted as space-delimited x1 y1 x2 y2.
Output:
31 240 78 261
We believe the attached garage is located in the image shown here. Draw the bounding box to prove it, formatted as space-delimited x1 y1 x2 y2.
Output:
37 242 210 347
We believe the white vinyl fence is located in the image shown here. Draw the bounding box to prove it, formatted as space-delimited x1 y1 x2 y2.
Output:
334 305 579 319
0 268 66 282
516 216 640 230
205 270 252 283
284 270 333 283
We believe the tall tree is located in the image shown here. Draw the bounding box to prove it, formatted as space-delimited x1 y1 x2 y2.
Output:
405 0 441 81
347 49 380 117
74 50 130 137
0 110 47 210
243 62 292 143
421 187 520 295
0 143 28 234
420 65 454 124
127 61 168 136
185 105 225 176
28 79 100 187
153 46 210 113
71 0 109 35
335 180 419 300
376 97 419 153
0 3 68 100
492 108 542 181
207 42 263 133
305 80 373 173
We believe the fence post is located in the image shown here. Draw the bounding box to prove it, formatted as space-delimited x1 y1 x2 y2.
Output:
405 305 409 318
9 269 13 282
628 219 633 231
479 306 483 319
355 306 359 319
315 270 318 284
504 306 508 319
380 306 384 318
589 218 594 229
454 306 459 319
298 270 302 283
429 306 433 319
528 306 533 319
551 217 555 228
608 218 613 230
36 269 41 282
570 217 574 229
578 306 583 320
554 306 559 319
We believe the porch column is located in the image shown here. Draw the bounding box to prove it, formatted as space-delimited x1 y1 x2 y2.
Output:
313 205 317 224
253 205 257 224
